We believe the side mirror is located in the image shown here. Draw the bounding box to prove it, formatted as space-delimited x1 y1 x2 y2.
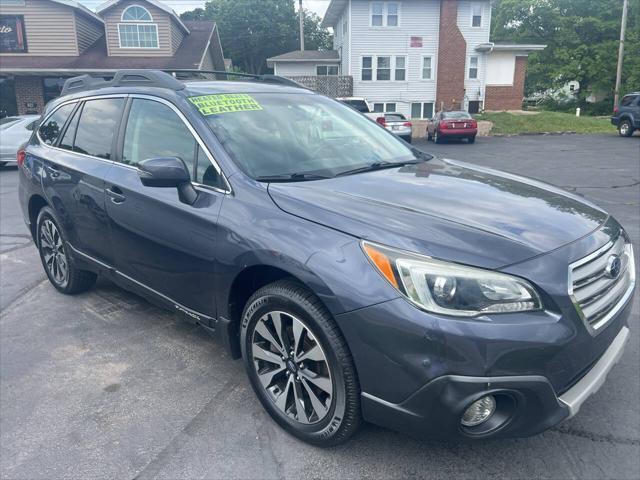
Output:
138 157 198 205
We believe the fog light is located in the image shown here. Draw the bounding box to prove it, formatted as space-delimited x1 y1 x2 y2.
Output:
461 395 496 427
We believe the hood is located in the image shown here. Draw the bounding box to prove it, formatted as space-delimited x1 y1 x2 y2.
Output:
268 158 608 269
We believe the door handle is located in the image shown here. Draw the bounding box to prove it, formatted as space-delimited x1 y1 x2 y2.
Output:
106 186 126 204
45 165 60 178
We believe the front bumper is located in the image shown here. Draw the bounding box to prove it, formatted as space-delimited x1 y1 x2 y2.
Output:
360 326 630 440
610 116 620 126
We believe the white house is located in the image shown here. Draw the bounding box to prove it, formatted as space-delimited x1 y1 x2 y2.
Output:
267 0 545 118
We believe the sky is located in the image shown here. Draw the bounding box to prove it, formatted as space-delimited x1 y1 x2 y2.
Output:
79 0 331 16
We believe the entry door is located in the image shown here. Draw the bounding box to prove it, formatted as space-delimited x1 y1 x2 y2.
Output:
468 101 480 114
104 97 227 317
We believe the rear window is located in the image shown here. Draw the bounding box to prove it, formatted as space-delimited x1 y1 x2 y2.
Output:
385 113 406 121
344 100 370 113
39 103 75 145
73 98 124 159
620 95 637 107
442 111 472 120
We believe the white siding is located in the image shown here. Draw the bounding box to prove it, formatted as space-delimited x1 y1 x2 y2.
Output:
457 0 491 103
274 62 323 76
349 0 440 118
331 1 351 76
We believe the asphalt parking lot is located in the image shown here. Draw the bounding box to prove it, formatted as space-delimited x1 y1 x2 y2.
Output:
1 134 639 479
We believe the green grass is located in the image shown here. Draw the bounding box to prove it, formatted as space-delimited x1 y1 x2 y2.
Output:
475 111 614 135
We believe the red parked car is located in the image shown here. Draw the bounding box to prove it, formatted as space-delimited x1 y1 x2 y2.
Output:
427 111 477 144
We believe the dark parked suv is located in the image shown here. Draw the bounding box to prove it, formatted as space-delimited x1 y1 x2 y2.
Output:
611 92 640 137
19 70 635 446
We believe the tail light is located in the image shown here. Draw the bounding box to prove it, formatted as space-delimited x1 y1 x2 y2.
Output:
613 106 619 114
403 122 412 127
17 149 26 168
440 121 449 129
470 120 478 128
376 117 386 127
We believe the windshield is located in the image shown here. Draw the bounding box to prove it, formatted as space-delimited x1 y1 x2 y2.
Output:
442 111 472 120
197 93 416 179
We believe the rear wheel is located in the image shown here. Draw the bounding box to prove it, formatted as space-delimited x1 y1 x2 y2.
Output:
0 162 6 168
36 206 97 294
468 136 476 144
240 279 361 446
434 131 442 143
427 131 433 141
618 120 634 137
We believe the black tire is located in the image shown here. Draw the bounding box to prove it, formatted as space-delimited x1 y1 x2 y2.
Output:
618 120 634 137
404 136 412 144
468 136 476 144
434 131 442 143
36 206 97 294
0 162 6 168
240 279 361 446
427 131 433 142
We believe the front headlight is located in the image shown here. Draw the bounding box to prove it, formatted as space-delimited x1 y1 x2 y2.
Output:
362 241 542 317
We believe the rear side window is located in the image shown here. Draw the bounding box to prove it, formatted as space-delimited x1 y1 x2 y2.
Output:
59 108 80 151
73 98 124 159
39 103 75 145
122 99 196 174
348 100 370 113
620 95 637 107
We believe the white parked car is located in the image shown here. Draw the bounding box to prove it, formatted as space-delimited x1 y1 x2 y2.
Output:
0 115 40 167
336 97 372 113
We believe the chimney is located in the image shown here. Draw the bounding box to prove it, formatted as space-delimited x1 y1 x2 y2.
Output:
436 0 466 110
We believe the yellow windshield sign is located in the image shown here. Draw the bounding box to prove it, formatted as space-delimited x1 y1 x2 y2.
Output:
188 93 263 116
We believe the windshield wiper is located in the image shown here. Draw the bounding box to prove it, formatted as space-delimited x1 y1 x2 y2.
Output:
335 159 423 177
255 172 332 182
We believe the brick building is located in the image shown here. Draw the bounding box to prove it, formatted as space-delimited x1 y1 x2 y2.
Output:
0 0 226 116
268 0 545 118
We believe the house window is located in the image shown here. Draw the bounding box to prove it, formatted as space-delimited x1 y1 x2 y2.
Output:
411 102 434 119
371 2 384 26
362 56 373 80
370 2 399 27
118 5 158 48
394 56 406 81
373 103 396 113
122 5 153 21
471 3 482 27
468 56 479 79
387 3 398 26
377 56 391 80
422 57 432 80
317 65 339 76
43 77 66 103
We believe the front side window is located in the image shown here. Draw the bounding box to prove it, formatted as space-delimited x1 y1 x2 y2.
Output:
468 56 479 79
73 98 124 159
362 56 373 81
317 65 339 76
38 103 75 145
122 99 196 176
199 93 415 179
471 3 482 27
377 56 391 80
422 57 432 80
394 56 406 81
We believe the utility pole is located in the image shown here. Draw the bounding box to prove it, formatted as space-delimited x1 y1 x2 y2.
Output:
299 0 305 51
614 0 629 108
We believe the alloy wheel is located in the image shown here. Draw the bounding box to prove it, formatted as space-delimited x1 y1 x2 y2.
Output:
251 311 333 424
40 219 69 286
620 122 629 136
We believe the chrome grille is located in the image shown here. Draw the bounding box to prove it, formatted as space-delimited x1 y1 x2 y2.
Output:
569 235 635 335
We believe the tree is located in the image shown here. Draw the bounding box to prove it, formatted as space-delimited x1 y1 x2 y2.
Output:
491 0 640 101
181 0 333 74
